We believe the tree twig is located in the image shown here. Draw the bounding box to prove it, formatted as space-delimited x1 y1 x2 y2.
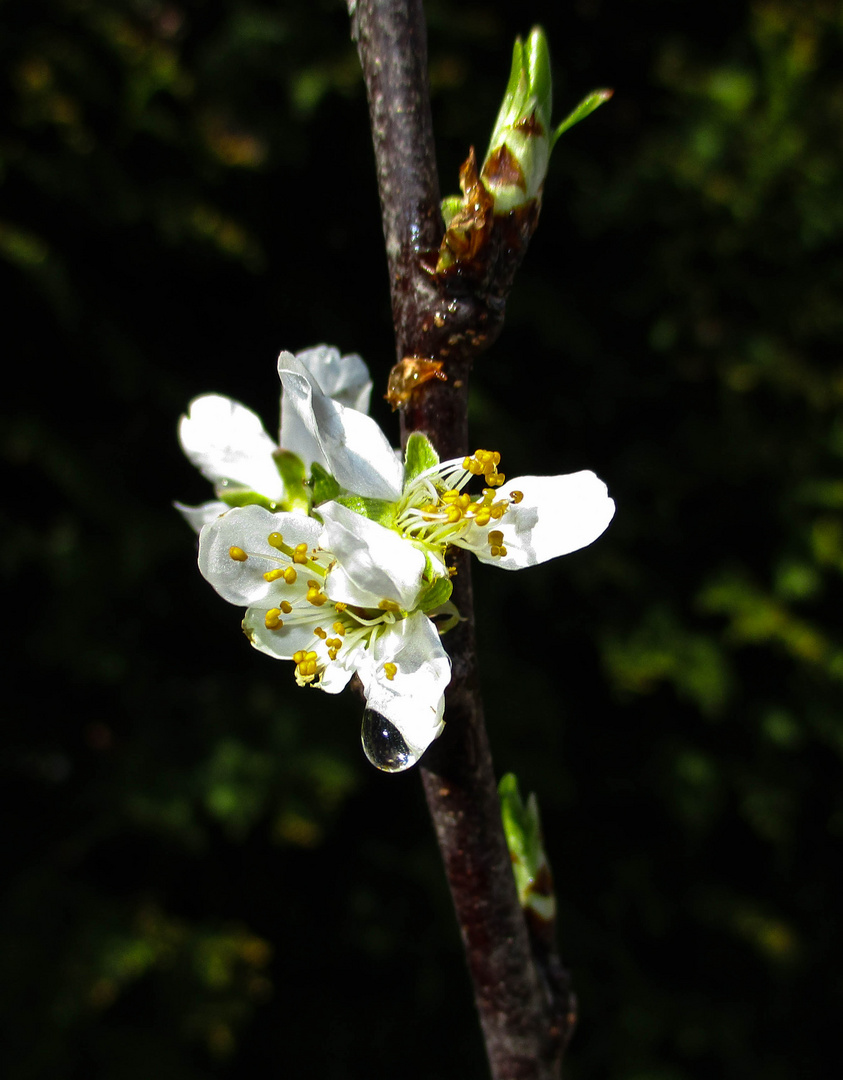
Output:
348 1 574 1075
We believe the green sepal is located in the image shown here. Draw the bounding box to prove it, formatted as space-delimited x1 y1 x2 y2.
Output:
418 574 453 613
335 494 397 527
441 195 464 230
309 461 341 506
551 88 613 148
498 772 545 907
273 449 309 513
404 432 440 485
218 487 281 512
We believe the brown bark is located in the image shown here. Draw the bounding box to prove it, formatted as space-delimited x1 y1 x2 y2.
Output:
348 1 575 1075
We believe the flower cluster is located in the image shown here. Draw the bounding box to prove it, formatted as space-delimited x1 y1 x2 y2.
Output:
179 346 615 771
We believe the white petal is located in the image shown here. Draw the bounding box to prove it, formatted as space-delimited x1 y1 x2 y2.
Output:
319 501 427 610
358 612 450 755
280 346 372 472
179 394 284 501
277 351 403 501
198 504 322 606
174 499 229 533
463 471 615 569
242 606 324 660
243 610 357 703
318 655 359 694
293 344 372 412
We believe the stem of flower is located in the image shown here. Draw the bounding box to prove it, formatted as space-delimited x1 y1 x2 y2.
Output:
348 1 575 1075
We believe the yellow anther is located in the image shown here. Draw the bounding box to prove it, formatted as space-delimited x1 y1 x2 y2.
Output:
229 546 248 562
334 602 347 612
292 650 307 664
295 651 319 678
293 542 309 564
264 609 284 630
510 490 524 504
489 545 502 558
332 621 346 636
314 626 327 639
490 503 506 520
283 566 297 585
264 567 287 582
441 490 459 504
378 599 401 612
466 502 480 515
326 637 342 650
487 472 505 487
474 509 491 527
306 587 328 607
498 545 507 557
457 493 471 510
280 601 293 614
267 532 284 549
488 530 504 546
384 662 397 682
446 506 462 523
328 648 339 661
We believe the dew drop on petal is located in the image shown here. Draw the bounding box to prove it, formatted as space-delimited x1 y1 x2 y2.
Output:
361 709 420 772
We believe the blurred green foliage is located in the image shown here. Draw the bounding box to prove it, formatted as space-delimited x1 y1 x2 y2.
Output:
3 0 843 1077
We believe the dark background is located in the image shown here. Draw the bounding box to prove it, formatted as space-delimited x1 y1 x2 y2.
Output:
3 0 842 1076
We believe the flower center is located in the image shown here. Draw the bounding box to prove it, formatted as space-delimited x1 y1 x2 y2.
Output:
227 529 403 690
395 449 522 560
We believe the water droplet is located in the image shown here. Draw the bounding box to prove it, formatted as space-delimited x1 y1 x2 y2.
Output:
361 709 421 773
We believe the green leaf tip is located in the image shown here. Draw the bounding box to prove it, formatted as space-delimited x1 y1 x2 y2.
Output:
218 488 281 513
440 194 464 230
418 574 453 613
499 773 543 867
498 772 552 915
334 494 396 528
481 27 613 211
404 432 440 485
309 461 341 507
273 449 309 513
552 87 614 147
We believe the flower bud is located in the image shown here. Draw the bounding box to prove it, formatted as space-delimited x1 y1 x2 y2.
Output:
498 772 557 946
435 28 612 282
479 26 612 213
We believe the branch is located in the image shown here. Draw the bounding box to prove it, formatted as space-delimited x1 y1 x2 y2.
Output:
348 1 575 1076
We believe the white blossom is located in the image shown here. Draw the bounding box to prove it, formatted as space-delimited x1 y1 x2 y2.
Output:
186 347 615 772
275 349 615 575
176 345 371 530
198 504 450 769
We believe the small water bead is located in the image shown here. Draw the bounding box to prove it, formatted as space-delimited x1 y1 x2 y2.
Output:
361 709 421 772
